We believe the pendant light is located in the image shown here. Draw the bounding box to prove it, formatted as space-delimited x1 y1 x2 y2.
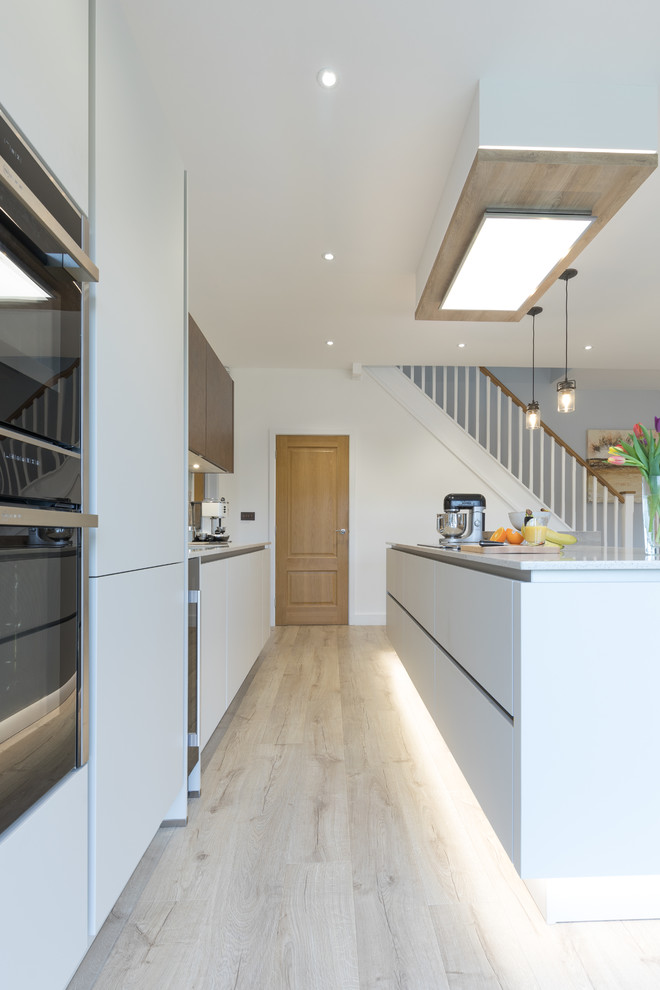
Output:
557 268 577 413
525 306 542 430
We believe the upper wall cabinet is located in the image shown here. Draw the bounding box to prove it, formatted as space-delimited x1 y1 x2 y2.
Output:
188 315 234 473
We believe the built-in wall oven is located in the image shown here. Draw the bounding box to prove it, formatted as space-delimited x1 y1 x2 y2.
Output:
0 105 98 836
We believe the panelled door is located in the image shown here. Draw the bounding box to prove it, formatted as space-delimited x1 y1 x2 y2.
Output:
275 435 349 625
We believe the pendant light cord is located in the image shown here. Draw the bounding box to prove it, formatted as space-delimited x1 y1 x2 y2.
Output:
564 276 569 378
531 313 536 402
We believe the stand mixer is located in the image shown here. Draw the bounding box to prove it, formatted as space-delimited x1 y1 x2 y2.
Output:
436 493 486 544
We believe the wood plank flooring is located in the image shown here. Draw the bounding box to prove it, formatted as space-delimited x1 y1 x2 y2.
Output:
69 626 660 989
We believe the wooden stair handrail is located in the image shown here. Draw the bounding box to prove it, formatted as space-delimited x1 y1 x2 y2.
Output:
479 366 624 504
6 360 79 427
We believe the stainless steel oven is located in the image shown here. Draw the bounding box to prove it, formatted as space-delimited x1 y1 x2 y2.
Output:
0 104 97 835
0 522 80 834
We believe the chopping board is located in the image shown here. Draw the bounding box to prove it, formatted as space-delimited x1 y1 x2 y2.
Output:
459 543 561 554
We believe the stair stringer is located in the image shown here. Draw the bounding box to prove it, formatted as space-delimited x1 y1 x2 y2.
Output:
365 366 566 529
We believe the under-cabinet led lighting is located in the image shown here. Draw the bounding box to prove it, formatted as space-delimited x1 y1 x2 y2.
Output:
440 212 595 312
0 252 50 301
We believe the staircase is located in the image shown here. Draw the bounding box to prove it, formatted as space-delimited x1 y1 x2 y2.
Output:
1 362 80 498
367 365 634 548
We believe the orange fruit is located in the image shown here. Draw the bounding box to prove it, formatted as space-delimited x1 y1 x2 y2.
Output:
506 528 524 545
491 526 507 542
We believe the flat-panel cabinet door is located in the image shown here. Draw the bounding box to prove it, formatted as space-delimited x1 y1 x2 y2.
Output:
227 552 261 704
200 559 228 749
387 598 435 723
438 564 514 716
188 315 207 456
205 348 234 472
435 646 514 857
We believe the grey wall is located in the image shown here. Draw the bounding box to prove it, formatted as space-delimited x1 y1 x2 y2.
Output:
491 367 660 458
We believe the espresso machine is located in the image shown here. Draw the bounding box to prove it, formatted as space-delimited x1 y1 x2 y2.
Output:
436 493 486 544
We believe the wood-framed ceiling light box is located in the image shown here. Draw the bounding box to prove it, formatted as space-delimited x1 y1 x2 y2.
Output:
415 81 658 323
415 145 657 322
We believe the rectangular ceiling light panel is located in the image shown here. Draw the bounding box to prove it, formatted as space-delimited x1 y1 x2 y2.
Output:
440 212 595 312
0 251 50 301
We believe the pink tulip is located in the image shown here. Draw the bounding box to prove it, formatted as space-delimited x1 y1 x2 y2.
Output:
633 423 644 440
607 455 626 465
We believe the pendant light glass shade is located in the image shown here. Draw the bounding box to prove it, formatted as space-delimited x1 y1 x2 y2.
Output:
557 379 576 413
525 305 542 430
557 268 577 413
525 400 541 429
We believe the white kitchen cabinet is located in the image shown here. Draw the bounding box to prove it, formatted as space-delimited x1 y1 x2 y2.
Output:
393 603 436 721
227 551 261 703
437 562 514 715
434 643 513 857
200 557 228 750
386 548 435 635
199 546 271 748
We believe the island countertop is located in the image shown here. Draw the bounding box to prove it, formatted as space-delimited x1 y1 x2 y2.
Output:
188 541 270 563
388 542 660 581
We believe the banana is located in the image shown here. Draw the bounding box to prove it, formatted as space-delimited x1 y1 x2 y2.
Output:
544 528 577 545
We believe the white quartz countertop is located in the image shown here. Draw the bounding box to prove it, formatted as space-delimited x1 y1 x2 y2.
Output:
389 542 660 581
188 541 269 561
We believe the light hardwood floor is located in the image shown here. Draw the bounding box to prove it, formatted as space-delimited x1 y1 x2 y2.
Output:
69 626 660 989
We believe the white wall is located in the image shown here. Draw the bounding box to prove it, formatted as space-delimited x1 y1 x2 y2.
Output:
226 368 513 625
491 367 660 459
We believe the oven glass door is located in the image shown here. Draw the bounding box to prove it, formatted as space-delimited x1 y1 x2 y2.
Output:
0 222 81 451
0 527 80 835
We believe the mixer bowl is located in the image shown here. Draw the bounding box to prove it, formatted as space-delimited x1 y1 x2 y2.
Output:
437 510 469 540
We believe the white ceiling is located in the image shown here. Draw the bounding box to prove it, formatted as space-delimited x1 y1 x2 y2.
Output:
121 0 660 375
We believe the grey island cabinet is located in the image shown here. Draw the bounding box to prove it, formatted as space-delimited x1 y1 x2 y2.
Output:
387 543 660 923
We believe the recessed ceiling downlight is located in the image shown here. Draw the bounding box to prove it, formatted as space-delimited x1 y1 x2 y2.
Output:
0 252 50 301
326 340 334 346
317 68 337 88
323 252 334 261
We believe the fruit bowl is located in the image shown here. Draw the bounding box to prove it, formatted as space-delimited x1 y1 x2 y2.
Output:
508 510 551 532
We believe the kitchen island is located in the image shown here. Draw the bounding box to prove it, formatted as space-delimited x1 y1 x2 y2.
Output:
387 543 660 923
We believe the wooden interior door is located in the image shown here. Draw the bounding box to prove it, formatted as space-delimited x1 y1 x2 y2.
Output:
275 435 349 625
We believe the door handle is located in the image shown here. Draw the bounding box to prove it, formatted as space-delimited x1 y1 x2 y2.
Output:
336 529 347 535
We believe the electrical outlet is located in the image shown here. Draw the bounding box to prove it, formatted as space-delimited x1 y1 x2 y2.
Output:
240 511 256 521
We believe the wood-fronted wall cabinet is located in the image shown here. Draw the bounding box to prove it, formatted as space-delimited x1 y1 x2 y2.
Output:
188 314 234 473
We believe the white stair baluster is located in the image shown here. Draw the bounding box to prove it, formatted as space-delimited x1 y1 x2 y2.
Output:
475 370 481 446
464 367 469 433
486 377 491 455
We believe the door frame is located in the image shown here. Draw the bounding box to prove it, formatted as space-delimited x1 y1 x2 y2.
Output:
268 428 356 627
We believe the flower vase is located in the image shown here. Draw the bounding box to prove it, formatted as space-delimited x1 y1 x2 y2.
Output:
641 474 660 556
